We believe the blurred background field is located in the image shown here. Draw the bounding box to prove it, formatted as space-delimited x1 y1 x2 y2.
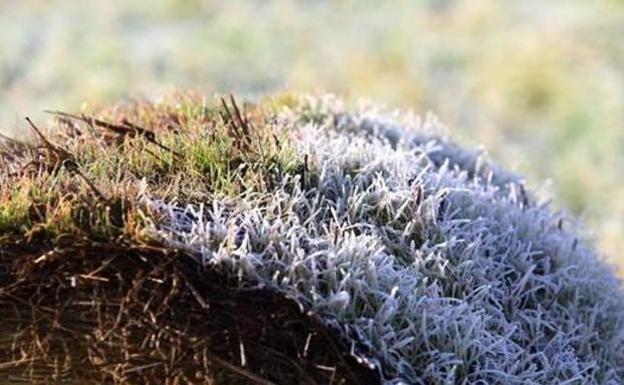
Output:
1 0 623 268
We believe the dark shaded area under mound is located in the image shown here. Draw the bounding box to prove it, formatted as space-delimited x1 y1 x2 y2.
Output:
0 244 378 385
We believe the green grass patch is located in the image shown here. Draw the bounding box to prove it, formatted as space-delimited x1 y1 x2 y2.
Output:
0 92 304 246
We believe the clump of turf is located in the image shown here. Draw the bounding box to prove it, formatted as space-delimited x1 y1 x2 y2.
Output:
1 92 623 385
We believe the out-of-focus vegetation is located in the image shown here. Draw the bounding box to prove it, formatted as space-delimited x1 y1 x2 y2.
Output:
1 0 623 266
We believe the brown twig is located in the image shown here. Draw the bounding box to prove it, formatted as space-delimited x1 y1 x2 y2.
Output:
44 110 183 159
220 96 254 153
25 117 110 203
206 350 277 385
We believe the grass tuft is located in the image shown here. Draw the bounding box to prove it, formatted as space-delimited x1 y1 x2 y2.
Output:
1 92 623 385
0 93 301 247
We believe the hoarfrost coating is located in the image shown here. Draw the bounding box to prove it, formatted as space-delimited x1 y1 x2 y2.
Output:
145 96 624 385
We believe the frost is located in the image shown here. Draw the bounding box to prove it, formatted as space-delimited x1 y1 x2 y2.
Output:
145 96 624 384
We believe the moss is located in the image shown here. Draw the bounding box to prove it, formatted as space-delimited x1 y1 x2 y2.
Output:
0 186 31 234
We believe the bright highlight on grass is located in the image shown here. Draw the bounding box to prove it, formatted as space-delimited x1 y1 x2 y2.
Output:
1 93 623 384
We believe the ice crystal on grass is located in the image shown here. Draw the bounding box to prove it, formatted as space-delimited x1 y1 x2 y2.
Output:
2 92 620 383
147 96 624 384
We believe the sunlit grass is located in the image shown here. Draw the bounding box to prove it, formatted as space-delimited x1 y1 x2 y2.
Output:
2 92 624 383
0 0 622 265
0 93 299 247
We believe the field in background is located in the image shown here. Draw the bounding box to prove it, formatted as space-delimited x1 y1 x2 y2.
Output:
1 0 623 267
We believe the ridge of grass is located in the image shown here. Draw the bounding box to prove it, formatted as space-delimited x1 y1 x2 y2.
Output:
0 92 302 247
3 92 624 384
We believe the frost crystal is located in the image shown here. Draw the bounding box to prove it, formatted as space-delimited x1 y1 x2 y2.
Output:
147 96 624 384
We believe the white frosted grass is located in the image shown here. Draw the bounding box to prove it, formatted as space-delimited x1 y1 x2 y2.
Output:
143 97 624 384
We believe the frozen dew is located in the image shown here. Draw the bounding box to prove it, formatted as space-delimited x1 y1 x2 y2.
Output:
144 96 624 385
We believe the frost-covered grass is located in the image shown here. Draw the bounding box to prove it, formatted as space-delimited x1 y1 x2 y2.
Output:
3 0 624 264
2 93 624 384
147 96 624 384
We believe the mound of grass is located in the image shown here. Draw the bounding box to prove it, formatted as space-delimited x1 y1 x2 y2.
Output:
1 92 623 384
